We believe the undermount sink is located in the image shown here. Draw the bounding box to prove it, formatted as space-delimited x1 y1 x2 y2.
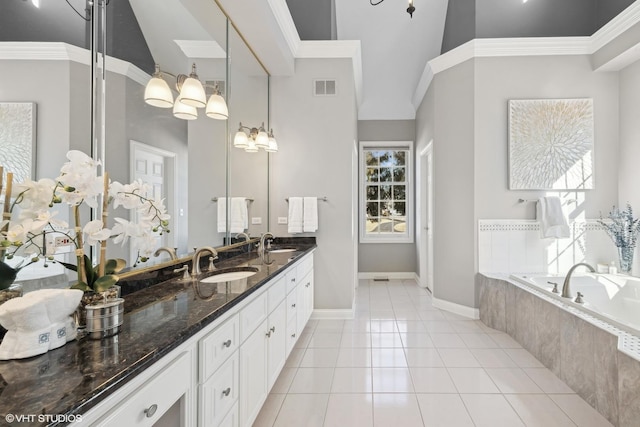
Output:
267 248 298 254
200 267 259 284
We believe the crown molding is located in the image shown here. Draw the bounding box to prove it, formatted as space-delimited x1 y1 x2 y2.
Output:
267 0 301 57
0 42 90 64
105 56 150 87
412 65 433 111
590 1 640 53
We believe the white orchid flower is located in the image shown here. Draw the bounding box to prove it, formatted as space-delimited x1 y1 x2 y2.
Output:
111 218 141 246
14 178 56 211
83 220 112 245
6 222 29 243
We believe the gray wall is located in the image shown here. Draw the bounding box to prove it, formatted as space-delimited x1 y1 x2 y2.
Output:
357 120 417 273
271 57 357 311
441 0 635 53
415 54 620 309
286 0 335 40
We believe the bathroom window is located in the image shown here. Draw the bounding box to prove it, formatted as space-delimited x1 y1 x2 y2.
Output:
360 141 413 243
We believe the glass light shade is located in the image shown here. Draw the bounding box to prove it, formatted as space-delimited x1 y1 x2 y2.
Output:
206 94 229 120
179 77 206 108
245 139 259 153
266 136 278 153
234 130 249 148
144 77 173 108
256 129 269 148
173 96 198 120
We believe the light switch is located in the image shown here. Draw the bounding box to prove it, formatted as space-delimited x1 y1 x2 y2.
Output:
278 217 288 224
251 217 262 225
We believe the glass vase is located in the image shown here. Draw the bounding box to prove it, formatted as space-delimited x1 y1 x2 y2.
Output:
618 246 635 274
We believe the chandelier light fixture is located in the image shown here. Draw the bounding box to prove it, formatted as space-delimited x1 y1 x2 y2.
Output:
144 63 229 121
370 0 415 18
233 123 278 153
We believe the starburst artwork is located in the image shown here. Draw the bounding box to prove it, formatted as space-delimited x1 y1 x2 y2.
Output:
509 99 594 190
0 103 36 184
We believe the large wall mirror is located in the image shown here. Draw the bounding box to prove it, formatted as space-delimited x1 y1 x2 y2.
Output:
0 0 269 280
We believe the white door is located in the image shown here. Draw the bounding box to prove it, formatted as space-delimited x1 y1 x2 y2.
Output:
418 143 434 292
130 141 176 264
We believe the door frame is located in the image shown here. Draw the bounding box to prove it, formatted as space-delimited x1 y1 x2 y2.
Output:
129 140 177 253
417 141 434 291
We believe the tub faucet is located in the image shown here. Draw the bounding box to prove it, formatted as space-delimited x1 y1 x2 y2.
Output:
191 246 218 277
154 246 177 260
562 263 595 299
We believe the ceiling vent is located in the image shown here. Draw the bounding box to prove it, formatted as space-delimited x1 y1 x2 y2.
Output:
314 79 337 96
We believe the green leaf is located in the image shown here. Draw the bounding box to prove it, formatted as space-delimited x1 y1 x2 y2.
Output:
83 255 97 287
58 261 78 272
70 281 91 292
94 275 119 293
105 258 127 274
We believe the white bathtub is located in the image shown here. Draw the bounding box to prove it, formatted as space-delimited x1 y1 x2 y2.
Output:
509 273 640 334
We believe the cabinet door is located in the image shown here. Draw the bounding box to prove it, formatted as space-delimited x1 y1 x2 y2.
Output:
301 270 314 326
239 319 268 427
267 301 286 391
200 352 239 427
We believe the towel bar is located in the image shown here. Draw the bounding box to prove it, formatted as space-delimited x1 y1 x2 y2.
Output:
211 197 254 202
285 196 328 202
518 198 577 204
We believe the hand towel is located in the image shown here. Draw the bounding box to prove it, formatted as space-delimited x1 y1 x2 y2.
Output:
537 196 570 238
288 197 303 234
32 289 82 349
0 294 51 360
217 197 227 233
230 197 248 233
303 197 318 232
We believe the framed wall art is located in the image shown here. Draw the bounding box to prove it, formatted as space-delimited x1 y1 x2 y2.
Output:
0 102 37 184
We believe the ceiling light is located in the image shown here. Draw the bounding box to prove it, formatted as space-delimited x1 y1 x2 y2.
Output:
31 0 40 8
144 63 228 121
234 122 279 153
370 0 415 18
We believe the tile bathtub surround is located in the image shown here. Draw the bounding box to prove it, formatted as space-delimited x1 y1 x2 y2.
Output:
478 220 618 274
254 279 613 427
479 273 640 426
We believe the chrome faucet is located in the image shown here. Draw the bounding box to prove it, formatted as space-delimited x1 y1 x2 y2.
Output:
259 232 274 252
191 246 218 277
562 263 595 298
154 246 177 260
235 232 250 242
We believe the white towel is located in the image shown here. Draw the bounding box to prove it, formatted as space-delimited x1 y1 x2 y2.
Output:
288 197 303 234
230 197 248 233
303 197 318 232
536 196 570 238
217 197 227 233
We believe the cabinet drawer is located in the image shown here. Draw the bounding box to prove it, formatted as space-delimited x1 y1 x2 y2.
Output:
286 290 297 323
199 314 239 382
240 291 268 343
285 267 298 295
286 317 297 356
268 276 286 313
97 351 191 426
200 351 239 427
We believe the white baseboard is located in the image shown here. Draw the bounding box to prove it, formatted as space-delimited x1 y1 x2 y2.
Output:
432 297 480 319
358 272 416 280
311 309 354 320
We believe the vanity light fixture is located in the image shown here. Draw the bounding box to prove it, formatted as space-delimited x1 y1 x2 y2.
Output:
234 123 278 153
144 63 229 121
370 0 415 18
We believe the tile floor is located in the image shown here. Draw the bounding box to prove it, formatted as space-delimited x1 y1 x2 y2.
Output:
253 279 614 427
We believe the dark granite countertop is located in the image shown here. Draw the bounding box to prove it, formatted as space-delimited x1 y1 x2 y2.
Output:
0 241 316 426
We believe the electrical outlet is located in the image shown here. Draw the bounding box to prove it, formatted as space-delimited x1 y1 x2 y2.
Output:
251 217 262 225
277 217 288 224
54 236 73 247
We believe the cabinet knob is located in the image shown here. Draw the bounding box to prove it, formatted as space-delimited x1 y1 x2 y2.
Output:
306 282 310 288
144 404 158 418
266 331 272 338
291 303 296 308
291 333 296 338
291 277 296 282
223 339 232 348
270 326 276 333
222 387 231 397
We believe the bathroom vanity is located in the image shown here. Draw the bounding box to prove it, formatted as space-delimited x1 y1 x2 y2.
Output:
0 242 316 427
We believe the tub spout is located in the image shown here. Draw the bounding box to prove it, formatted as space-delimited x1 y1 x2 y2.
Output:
562 263 596 299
